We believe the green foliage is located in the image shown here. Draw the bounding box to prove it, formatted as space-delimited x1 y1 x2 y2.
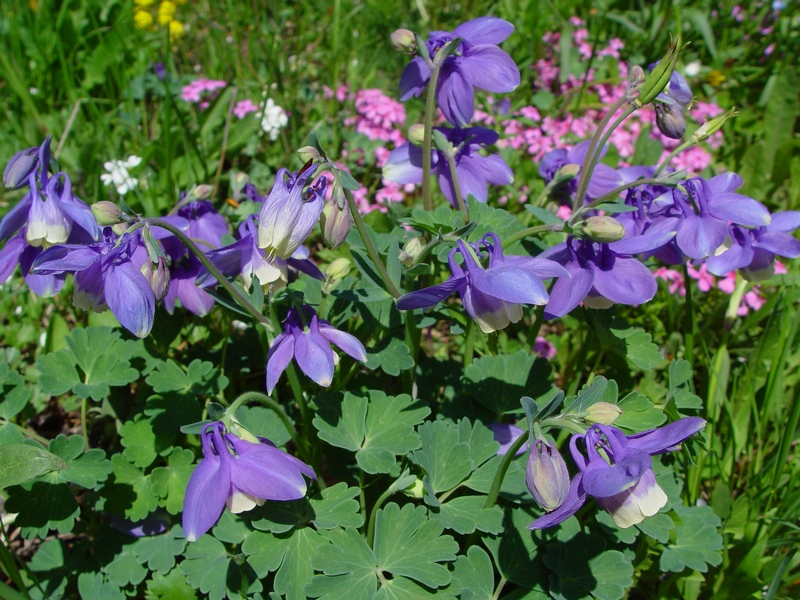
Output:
463 351 552 414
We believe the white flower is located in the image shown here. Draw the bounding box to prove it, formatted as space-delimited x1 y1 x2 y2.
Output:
684 61 702 78
100 155 142 195
257 99 288 141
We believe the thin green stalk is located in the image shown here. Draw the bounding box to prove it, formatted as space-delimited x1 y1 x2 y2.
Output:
444 150 467 218
463 319 475 367
142 219 271 328
539 417 587 435
484 431 527 509
572 96 630 213
502 224 564 249
654 140 693 177
421 65 443 212
343 188 401 298
212 86 238 196
367 484 402 546
491 577 508 600
682 263 695 374
227 391 299 449
81 396 89 450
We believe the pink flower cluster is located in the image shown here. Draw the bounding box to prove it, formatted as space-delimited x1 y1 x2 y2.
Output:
234 99 259 119
181 78 227 110
653 262 787 316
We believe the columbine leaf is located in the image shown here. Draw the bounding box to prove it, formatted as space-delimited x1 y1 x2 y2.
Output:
589 312 663 370
667 359 703 411
77 572 125 600
314 391 430 474
242 528 321 600
103 455 158 521
144 568 197 600
120 417 160 469
450 546 495 600
104 546 148 588
150 448 196 515
251 482 364 533
373 502 458 589
432 496 503 535
180 535 230 600
4 475 80 538
463 351 552 414
613 392 667 433
466 454 531 503
365 335 414 376
234 405 293 447
544 531 634 600
0 444 67 488
305 527 378 599
0 363 31 419
483 505 548 591
132 527 187 574
659 504 723 573
145 359 227 396
411 421 473 495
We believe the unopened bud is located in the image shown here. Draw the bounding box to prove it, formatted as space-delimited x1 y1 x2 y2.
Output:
297 146 320 163
321 201 352 249
3 146 39 189
557 163 580 179
692 107 738 143
187 184 213 201
391 29 417 54
91 201 125 226
326 257 351 281
141 257 170 302
526 439 570 511
403 478 425 499
408 123 425 147
399 237 424 266
654 100 686 139
585 402 623 425
637 36 682 106
581 216 626 243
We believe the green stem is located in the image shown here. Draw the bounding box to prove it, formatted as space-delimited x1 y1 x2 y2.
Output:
484 432 528 509
539 417 587 435
142 218 271 328
491 577 508 600
367 484 401 546
0 520 35 600
572 96 631 214
343 188 401 298
81 396 89 450
581 177 680 211
163 33 175 206
724 273 749 327
463 319 475 367
682 263 695 374
653 140 693 177
0 421 49 446
445 150 468 218
226 391 300 449
502 224 564 249
421 64 442 212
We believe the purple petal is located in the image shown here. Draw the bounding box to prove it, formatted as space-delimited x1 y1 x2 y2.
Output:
587 164 624 199
529 474 587 529
399 56 431 101
462 46 520 92
610 217 679 255
318 325 367 362
59 200 101 241
454 16 514 45
437 64 474 127
502 256 569 279
706 172 742 194
676 214 729 259
439 156 488 205
0 195 32 243
31 244 101 274
544 262 595 319
582 448 652 497
105 261 155 338
626 417 706 454
294 329 335 387
20 244 65 297
706 242 755 276
767 211 800 233
471 265 549 306
266 334 294 394
708 194 771 227
227 438 314 501
489 423 526 456
382 143 426 185
0 234 26 283
592 256 657 306
396 276 466 309
182 437 231 542
755 231 800 258
476 153 514 185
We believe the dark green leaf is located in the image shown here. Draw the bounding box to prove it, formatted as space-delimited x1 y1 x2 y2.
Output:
150 448 196 515
463 351 552 415
77 572 125 600
133 527 187 574
0 445 67 489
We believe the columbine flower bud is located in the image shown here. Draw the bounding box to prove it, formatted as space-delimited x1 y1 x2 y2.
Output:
320 200 351 249
408 124 426 147
186 184 213 202
141 257 170 302
91 201 125 226
399 237 424 266
654 100 686 139
325 257 351 281
585 402 623 426
637 36 682 106
391 29 417 54
526 439 570 512
625 65 646 100
403 478 425 499
692 107 738 143
581 216 626 243
297 146 320 163
4 146 39 189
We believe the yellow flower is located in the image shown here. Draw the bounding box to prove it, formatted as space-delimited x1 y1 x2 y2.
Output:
158 1 177 18
134 0 155 6
707 70 726 87
168 19 184 39
134 10 154 29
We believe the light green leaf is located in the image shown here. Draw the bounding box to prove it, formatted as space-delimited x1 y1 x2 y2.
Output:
120 417 159 469
483 505 548 590
49 435 112 489
4 475 80 538
103 455 158 521
0 445 66 489
613 392 667 433
0 364 31 419
660 505 723 573
77 572 125 600
365 335 414 376
589 313 662 370
151 448 196 514
243 528 322 600
432 496 503 535
104 547 148 588
251 482 363 533
144 568 197 600
411 421 473 494
450 546 495 599
180 535 230 600
133 527 187 574
305 527 378 599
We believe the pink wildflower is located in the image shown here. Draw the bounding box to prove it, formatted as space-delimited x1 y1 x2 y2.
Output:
233 99 259 119
687 263 715 292
533 337 557 360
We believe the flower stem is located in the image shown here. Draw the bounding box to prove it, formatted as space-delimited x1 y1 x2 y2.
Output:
445 149 468 219
343 188 401 298
724 272 749 327
654 140 693 177
226 391 300 449
142 218 272 329
483 431 527 509
682 263 695 376
501 224 564 249
421 64 442 212
81 396 89 450
367 483 400 546
464 319 475 367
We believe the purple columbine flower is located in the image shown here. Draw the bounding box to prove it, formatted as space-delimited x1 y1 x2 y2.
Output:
182 421 315 542
266 305 367 394
257 164 327 261
31 229 155 337
198 214 323 290
706 211 800 279
650 67 693 139
668 173 771 260
538 141 624 203
396 232 567 333
399 16 520 126
526 438 571 512
489 423 526 456
529 417 706 529
0 228 66 297
382 126 513 207
542 233 669 319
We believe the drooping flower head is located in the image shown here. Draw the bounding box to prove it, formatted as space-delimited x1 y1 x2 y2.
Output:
397 232 568 333
538 141 624 204
383 126 513 207
266 305 367 394
258 164 327 260
529 417 706 529
182 421 315 542
399 16 520 126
